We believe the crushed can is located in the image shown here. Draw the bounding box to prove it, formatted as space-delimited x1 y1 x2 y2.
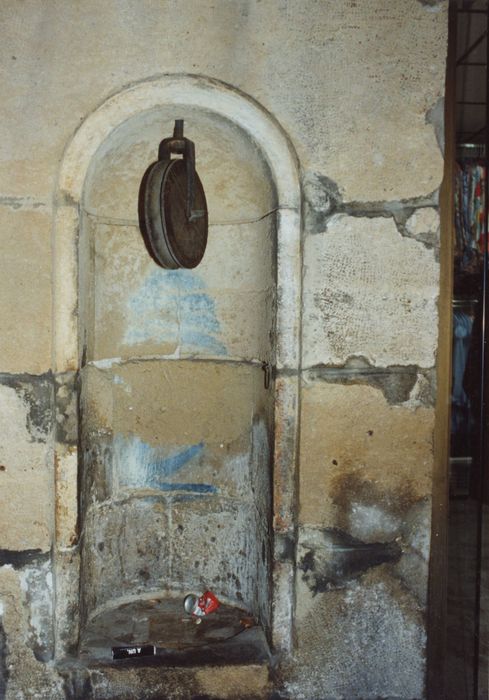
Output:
184 590 220 617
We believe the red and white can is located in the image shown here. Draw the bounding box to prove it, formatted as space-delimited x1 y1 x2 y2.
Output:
184 590 220 617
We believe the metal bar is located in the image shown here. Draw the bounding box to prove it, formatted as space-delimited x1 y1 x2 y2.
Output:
465 125 486 141
473 7 489 697
457 31 488 66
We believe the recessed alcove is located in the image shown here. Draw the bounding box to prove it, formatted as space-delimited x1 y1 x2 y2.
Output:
52 75 302 665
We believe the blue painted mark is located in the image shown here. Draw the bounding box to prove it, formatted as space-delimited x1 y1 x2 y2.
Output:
114 435 216 496
179 293 222 333
124 269 227 355
156 483 217 493
149 443 204 479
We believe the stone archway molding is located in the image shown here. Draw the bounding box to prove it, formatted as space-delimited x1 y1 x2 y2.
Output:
52 73 302 654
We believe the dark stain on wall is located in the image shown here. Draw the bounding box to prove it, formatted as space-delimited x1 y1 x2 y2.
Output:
331 470 419 525
274 533 295 564
299 528 401 594
302 172 341 233
0 372 54 441
60 667 94 700
0 620 8 699
0 549 50 569
305 356 423 406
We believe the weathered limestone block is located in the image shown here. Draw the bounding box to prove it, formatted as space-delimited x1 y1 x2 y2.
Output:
0 380 53 551
0 207 51 374
81 361 270 501
0 565 64 699
195 665 270 699
302 215 439 368
171 496 269 621
80 498 171 618
287 568 426 699
299 382 434 534
62 662 269 700
82 360 269 456
272 1 447 202
53 548 80 657
18 559 54 662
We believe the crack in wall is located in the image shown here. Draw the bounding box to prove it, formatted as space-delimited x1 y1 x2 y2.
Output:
303 171 440 249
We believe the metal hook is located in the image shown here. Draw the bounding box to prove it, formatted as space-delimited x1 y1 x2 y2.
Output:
158 120 205 222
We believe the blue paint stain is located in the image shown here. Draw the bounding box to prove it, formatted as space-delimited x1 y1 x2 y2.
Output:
149 443 205 479
124 269 227 355
156 483 217 493
114 436 216 496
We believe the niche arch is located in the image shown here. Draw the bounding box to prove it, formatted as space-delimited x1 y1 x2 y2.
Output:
53 74 302 655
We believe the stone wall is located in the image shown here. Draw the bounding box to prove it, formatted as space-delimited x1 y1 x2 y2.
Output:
0 1 447 698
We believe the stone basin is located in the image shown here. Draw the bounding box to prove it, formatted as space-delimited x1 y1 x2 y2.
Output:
79 594 259 663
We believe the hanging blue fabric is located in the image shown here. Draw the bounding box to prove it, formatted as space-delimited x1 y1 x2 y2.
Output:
452 310 473 407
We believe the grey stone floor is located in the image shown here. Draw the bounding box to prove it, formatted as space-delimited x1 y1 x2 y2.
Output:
77 594 269 666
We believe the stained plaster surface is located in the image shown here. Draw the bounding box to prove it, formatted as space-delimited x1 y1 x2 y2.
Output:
302 214 440 368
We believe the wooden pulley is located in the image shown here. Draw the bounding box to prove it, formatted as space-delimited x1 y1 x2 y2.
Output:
138 120 208 269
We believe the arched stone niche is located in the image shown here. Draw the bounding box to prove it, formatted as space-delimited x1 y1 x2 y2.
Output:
53 75 301 656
